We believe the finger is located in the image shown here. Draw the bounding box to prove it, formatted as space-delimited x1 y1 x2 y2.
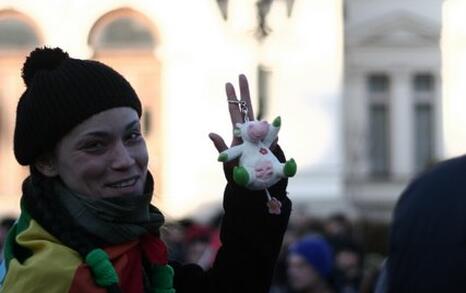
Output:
239 74 254 121
226 82 242 127
208 133 228 153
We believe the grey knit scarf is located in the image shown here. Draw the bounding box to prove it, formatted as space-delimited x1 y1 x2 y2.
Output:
54 172 164 244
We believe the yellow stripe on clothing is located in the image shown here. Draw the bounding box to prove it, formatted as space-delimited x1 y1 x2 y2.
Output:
1 219 82 293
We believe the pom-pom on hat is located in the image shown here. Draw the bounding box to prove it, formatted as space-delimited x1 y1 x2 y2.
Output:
14 47 142 165
289 234 333 279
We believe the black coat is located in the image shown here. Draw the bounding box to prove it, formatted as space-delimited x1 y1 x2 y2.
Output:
172 147 292 293
388 155 466 293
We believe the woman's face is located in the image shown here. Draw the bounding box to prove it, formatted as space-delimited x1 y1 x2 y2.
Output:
287 254 320 291
48 107 148 198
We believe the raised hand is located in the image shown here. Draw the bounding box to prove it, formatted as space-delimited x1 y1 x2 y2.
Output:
209 74 255 153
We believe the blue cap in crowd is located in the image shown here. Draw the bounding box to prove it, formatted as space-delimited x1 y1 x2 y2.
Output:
289 234 333 279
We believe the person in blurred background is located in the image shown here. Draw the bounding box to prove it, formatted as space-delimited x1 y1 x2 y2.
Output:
160 221 186 264
0 217 16 258
331 240 363 293
162 216 221 269
0 217 16 268
0 47 292 292
180 220 219 270
323 213 353 244
286 234 334 293
0 217 15 285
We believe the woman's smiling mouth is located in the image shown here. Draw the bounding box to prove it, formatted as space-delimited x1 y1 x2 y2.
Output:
106 176 139 188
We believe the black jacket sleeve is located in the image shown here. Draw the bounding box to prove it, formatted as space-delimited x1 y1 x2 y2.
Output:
172 146 292 293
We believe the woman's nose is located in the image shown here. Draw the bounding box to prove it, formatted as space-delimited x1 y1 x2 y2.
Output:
110 141 135 170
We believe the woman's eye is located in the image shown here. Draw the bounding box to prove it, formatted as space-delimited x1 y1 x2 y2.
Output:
81 141 105 152
126 131 142 143
128 131 141 140
130 132 140 139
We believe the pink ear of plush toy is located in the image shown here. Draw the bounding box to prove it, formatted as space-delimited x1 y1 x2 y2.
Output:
218 116 297 190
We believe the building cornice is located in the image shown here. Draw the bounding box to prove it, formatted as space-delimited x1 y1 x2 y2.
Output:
346 10 440 48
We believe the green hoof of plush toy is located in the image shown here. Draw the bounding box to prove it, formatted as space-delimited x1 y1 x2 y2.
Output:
218 153 228 162
284 159 297 177
273 116 281 127
233 166 250 187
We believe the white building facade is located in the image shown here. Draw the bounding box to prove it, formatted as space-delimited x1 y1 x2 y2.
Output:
344 0 443 221
1 0 454 222
0 0 345 219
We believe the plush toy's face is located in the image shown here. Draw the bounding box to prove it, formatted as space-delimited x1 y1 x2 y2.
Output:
235 120 270 143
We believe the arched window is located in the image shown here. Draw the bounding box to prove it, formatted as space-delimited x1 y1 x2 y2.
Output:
89 8 157 52
0 18 39 49
0 10 41 50
93 17 155 50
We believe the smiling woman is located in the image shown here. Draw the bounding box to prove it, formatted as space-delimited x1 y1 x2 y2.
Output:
0 47 292 293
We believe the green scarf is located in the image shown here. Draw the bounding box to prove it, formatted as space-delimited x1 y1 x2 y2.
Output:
22 172 164 245
54 172 165 245
17 172 174 292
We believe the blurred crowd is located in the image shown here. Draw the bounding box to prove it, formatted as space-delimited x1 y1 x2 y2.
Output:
160 210 386 293
270 212 385 293
0 210 385 293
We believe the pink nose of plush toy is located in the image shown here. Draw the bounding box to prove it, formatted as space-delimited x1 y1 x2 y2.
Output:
248 121 269 142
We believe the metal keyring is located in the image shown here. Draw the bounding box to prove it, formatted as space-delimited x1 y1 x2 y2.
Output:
228 100 249 122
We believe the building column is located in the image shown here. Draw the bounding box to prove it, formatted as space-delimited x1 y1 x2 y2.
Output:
390 70 414 179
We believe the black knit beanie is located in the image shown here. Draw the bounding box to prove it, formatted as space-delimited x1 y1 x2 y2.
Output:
14 47 142 166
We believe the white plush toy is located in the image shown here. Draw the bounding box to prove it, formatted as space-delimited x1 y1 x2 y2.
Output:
218 116 297 192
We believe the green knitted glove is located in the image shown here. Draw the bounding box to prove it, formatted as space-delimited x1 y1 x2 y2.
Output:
152 264 175 292
85 248 119 287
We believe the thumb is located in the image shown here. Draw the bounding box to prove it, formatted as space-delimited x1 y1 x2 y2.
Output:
208 133 228 153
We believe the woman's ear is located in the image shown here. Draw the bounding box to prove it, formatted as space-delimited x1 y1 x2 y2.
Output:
34 155 58 177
